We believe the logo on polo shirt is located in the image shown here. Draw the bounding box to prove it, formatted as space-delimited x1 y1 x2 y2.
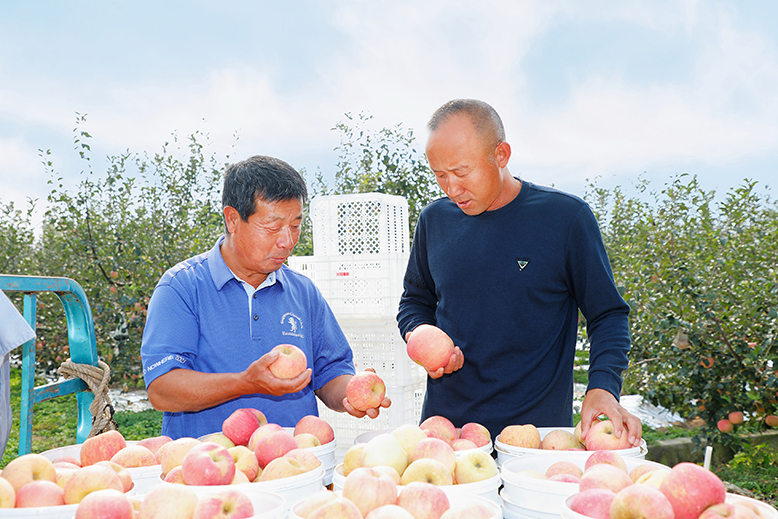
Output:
281 312 304 338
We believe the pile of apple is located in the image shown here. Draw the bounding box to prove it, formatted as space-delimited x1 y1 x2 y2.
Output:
562 452 771 519
342 415 496 487
293 482 494 519
499 418 635 451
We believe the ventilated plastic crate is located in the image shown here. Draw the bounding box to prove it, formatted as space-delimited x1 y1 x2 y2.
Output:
317 381 426 457
338 318 426 387
310 193 409 256
288 253 409 320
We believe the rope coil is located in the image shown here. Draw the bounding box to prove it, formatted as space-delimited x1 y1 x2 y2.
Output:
58 359 118 438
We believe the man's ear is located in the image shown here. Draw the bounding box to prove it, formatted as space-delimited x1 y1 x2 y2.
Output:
495 140 511 168
223 206 240 234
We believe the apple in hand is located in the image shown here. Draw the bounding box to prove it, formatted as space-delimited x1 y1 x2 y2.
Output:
499 424 541 448
138 483 199 519
458 422 491 447
181 441 236 486
611 483 675 519
406 324 455 372
401 458 453 486
420 415 457 445
268 343 308 379
396 481 451 519
454 448 498 484
295 415 335 445
74 488 135 519
346 371 387 412
659 462 726 519
15 480 65 507
585 419 633 450
80 430 127 466
0 453 57 492
567 489 617 519
192 488 254 519
343 467 399 517
64 464 125 504
222 408 262 446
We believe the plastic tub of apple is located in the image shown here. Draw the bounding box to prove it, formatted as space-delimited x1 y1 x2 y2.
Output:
494 424 648 468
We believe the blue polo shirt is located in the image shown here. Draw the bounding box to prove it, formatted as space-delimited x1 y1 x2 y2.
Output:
141 236 355 439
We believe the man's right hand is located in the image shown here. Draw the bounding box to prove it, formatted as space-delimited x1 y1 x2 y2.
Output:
426 346 464 379
242 350 312 396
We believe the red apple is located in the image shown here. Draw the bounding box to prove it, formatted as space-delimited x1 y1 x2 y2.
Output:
420 415 457 445
254 430 298 469
346 371 386 412
268 344 307 379
75 488 135 519
80 430 127 466
499 424 541 448
546 460 583 479
765 415 778 427
610 483 675 518
411 437 457 473
406 324 455 372
110 445 158 468
567 488 617 519
396 481 451 519
136 435 172 462
659 462 726 519
728 412 744 425
63 464 125 504
295 415 335 445
585 419 633 450
718 419 734 433
222 408 262 446
192 488 254 519
0 453 57 492
579 463 633 493
343 466 399 517
181 441 236 486
15 480 65 507
542 429 585 450
585 450 628 473
247 423 284 452
549 473 581 483
458 422 491 447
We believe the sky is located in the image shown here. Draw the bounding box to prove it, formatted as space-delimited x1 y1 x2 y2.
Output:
1 0 777 230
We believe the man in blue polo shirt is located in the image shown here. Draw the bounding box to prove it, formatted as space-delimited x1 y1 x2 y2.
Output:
141 155 389 440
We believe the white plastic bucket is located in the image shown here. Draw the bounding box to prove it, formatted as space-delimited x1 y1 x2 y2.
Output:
354 427 494 456
500 454 668 516
502 488 559 519
0 503 79 519
238 487 287 519
283 427 337 486
331 463 501 504
561 492 778 519
494 427 647 468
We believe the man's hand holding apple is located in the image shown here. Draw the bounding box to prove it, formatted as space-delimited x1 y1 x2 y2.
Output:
341 369 392 419
579 388 642 447
241 349 312 397
405 325 464 379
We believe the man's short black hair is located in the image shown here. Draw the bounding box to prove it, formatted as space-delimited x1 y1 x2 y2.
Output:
428 99 506 147
222 155 308 227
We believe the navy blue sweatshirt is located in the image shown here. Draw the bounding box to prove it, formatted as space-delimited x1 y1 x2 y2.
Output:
397 180 631 439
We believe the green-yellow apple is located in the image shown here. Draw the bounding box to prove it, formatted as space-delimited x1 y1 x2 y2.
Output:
294 415 335 445
499 424 541 448
198 432 236 450
283 448 322 472
346 371 386 412
254 430 298 469
221 408 262 446
15 480 65 507
362 433 408 477
458 422 491 448
55 467 78 489
181 441 236 486
400 458 453 486
294 433 321 449
541 429 584 450
579 464 633 493
584 419 633 451
138 483 198 519
63 464 124 504
342 443 366 476
411 437 456 473
453 448 498 484
567 488 617 518
74 488 135 519
80 430 127 466
307 496 362 519
110 445 158 468
343 466 399 517
406 324 455 372
396 481 450 519
392 424 428 455
636 469 669 488
373 465 402 485
628 463 662 483
659 462 726 519
192 488 254 519
258 456 307 481
420 415 457 445
228 445 260 482
230 470 249 484
160 437 201 477
268 344 307 379
163 466 185 484
611 483 675 519
0 476 15 508
0 453 57 492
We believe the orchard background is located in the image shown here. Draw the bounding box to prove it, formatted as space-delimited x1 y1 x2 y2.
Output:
1 114 776 452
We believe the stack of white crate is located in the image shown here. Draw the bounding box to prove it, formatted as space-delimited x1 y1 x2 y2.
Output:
288 193 426 456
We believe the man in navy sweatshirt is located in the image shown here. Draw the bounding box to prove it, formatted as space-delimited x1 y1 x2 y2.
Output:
397 99 642 446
